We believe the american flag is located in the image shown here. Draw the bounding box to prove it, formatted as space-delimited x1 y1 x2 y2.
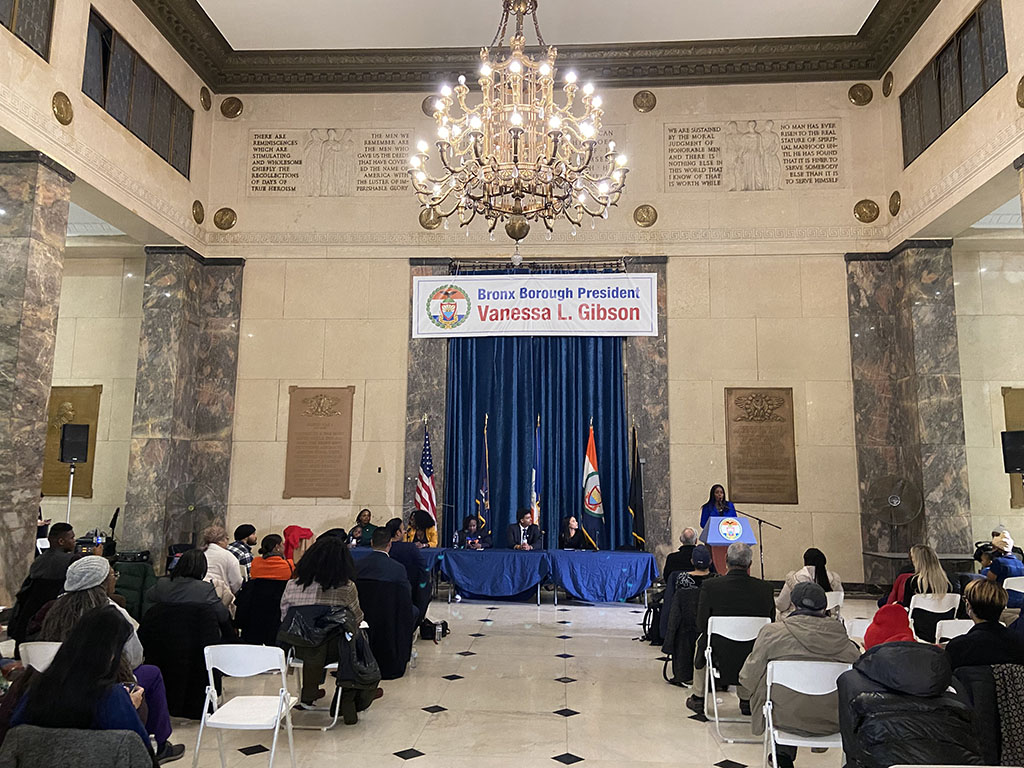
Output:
415 426 438 522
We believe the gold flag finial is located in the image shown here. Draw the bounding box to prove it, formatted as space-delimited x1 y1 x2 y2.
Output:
484 412 489 428
536 413 540 428
422 413 427 425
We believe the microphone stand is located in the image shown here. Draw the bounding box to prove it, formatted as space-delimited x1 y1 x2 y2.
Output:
736 510 782 580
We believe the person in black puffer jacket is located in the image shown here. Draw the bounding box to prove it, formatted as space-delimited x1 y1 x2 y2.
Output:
838 641 985 768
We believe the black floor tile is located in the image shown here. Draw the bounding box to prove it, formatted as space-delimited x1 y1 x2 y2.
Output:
552 753 584 765
457 651 476 657
553 708 580 718
468 633 486 638
394 748 425 760
554 676 577 684
422 705 447 714
238 745 269 756
715 761 746 768
442 674 464 681
557 634 572 640
555 653 574 658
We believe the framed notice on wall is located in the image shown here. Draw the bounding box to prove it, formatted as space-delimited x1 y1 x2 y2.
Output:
725 387 799 504
283 386 354 499
41 385 102 498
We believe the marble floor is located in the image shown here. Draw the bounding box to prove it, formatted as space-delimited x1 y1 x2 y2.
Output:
175 596 880 768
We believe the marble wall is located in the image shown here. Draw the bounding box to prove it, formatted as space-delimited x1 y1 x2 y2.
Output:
122 247 243 557
847 242 971 583
0 152 73 602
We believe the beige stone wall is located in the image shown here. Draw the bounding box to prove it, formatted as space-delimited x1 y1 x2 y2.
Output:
39 251 145 535
954 247 1024 541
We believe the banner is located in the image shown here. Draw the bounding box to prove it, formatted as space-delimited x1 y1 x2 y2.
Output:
412 273 658 338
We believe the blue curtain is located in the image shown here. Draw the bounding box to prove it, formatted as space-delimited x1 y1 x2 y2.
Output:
443 335 629 550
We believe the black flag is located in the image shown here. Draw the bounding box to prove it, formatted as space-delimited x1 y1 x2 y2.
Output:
627 424 646 551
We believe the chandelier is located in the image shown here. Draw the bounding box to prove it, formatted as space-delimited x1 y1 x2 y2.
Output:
409 0 630 244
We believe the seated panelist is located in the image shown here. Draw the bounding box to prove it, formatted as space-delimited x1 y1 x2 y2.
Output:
558 516 591 550
506 509 542 551
457 516 491 550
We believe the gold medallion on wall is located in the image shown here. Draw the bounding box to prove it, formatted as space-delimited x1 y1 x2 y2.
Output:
633 90 657 113
422 95 437 117
888 191 902 218
418 208 442 230
633 204 658 228
200 87 212 111
882 71 894 98
848 83 873 106
1017 76 1024 109
220 97 244 119
52 92 73 125
192 200 206 225
853 199 880 223
213 207 237 230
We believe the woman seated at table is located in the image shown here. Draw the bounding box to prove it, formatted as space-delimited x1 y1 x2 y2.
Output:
699 484 736 530
558 516 593 550
406 509 438 549
456 516 491 550
506 509 542 551
249 534 294 580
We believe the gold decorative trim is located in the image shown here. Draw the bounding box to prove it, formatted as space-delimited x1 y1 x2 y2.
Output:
1017 76 1024 109
213 207 237 230
882 71 894 97
888 190 901 217
848 83 873 106
200 86 212 111
220 97 243 118
192 200 205 224
854 199 880 223
633 204 658 228
51 92 73 126
418 208 442 230
632 90 656 113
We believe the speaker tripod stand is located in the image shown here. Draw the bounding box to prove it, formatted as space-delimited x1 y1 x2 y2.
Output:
65 461 77 524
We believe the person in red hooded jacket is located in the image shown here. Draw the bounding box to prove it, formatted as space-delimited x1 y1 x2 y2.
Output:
863 604 916 650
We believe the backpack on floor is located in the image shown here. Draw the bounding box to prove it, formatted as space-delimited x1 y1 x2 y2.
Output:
419 618 450 642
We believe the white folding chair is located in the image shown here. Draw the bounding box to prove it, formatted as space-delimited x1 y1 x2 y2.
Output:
193 645 296 768
286 648 340 731
908 594 961 640
18 642 61 673
844 617 872 642
704 616 771 744
1001 576 1024 599
762 660 851 768
935 619 974 642
825 591 844 616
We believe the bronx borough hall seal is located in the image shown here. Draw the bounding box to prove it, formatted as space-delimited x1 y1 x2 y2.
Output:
427 284 471 330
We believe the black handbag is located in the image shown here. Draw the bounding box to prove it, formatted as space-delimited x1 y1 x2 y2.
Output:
278 605 351 648
336 627 381 688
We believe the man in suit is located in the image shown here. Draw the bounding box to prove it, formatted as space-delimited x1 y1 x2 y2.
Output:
686 542 775 715
506 508 542 550
355 528 418 679
356 528 416 592
385 517 431 618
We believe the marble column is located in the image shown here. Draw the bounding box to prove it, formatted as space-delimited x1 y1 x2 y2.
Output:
625 257 671 562
123 247 243 558
0 152 73 602
846 240 970 583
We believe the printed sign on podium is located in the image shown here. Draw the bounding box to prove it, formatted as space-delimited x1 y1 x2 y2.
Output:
699 515 758 573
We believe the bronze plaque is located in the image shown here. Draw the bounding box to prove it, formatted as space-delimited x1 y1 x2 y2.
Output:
283 386 354 499
725 387 798 504
41 385 102 498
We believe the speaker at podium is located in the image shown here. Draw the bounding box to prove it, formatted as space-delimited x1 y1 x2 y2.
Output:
699 515 758 575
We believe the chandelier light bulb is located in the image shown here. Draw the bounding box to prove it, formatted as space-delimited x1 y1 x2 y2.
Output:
598 181 609 195
510 111 523 127
480 63 492 76
539 62 551 76
437 126 450 140
592 96 602 108
583 83 594 95
452 125 462 137
458 75 466 85
509 59 522 73
440 84 452 97
432 183 442 195
612 170 622 182
409 156 421 168
548 116 562 130
415 171 427 183
417 140 429 153
581 123 595 138
470 115 483 129
565 71 577 84
615 154 628 166
608 141 615 152
434 99 445 112
577 192 586 203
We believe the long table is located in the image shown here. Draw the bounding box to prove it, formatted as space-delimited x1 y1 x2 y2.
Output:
438 548 657 604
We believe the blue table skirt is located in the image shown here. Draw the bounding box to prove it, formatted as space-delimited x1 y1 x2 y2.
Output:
549 550 658 603
440 549 551 598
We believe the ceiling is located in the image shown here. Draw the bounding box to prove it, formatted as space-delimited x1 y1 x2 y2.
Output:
196 0 880 51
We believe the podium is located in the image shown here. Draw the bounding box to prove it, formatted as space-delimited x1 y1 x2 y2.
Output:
700 515 758 575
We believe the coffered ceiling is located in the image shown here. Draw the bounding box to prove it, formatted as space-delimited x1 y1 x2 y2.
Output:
133 0 942 93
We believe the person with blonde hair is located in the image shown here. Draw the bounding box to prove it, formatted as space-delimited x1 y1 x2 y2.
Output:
900 544 956 642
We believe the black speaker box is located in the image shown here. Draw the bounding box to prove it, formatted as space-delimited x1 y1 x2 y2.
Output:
59 423 89 464
1001 430 1024 473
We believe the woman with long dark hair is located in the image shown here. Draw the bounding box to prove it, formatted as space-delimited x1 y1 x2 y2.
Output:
776 548 843 614
406 509 438 549
14 606 151 751
558 516 591 550
280 536 363 708
352 509 377 547
699 484 736 530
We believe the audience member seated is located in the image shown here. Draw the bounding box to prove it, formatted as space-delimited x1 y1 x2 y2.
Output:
8 523 77 647
32 558 183 763
685 542 775 715
506 508 541 551
112 560 157 622
0 724 153 768
986 531 1024 620
738 583 860 768
355 529 417 680
353 509 377 547
900 543 957 643
226 524 257 581
775 548 842 615
12 608 153 758
862 604 915 649
385 518 431 618
280 536 363 708
199 525 243 596
662 545 716 686
146 549 233 634
283 525 313 561
406 509 438 549
838 642 984 768
233 577 288 646
557 516 591 550
457 516 492 549
946 578 1024 670
663 527 699 580
249 534 294 580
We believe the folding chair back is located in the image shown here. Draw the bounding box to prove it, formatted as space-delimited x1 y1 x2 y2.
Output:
704 616 771 744
909 593 961 639
825 591 844 612
844 618 871 641
707 615 770 642
1001 576 1024 596
204 644 288 693
18 641 61 673
935 619 974 642
766 660 851 696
